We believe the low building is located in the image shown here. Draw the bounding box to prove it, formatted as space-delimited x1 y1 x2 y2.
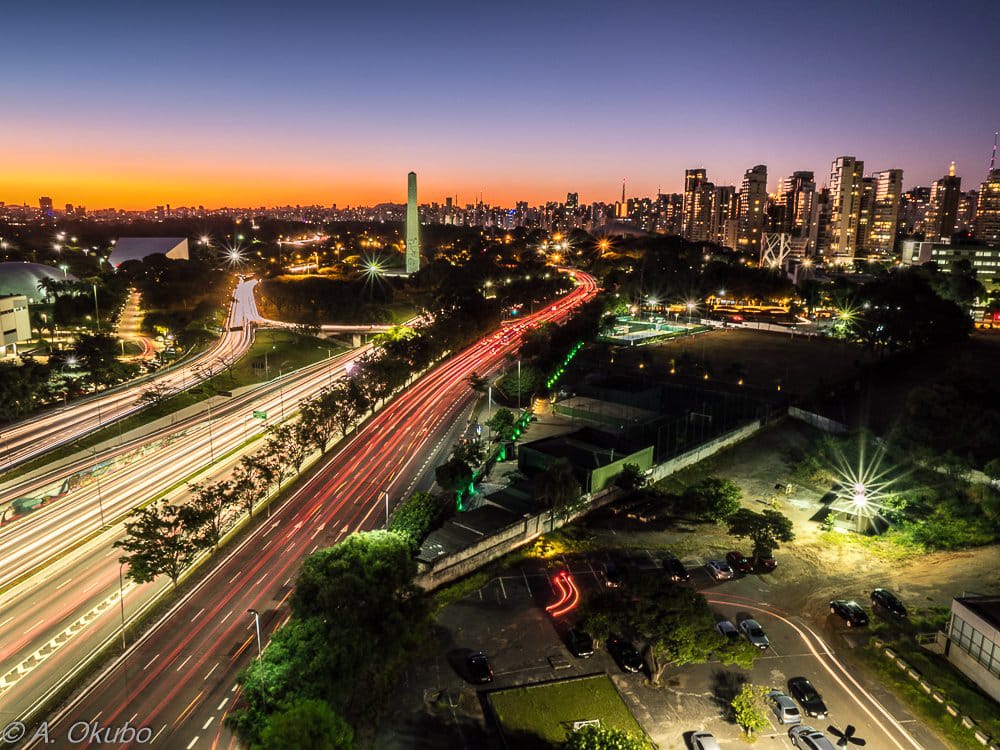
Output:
1 294 31 355
899 239 1000 290
108 237 189 268
0 261 77 303
943 595 1000 703
518 427 654 494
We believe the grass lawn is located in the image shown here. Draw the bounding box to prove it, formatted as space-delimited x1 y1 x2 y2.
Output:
488 674 652 749
0 330 341 483
855 638 1000 750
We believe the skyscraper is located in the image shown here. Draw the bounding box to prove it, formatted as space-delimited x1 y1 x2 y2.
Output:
682 168 713 241
406 171 420 274
868 169 903 252
710 185 737 246
39 196 53 217
923 163 962 242
777 171 815 237
975 168 1000 243
827 156 864 262
737 165 767 250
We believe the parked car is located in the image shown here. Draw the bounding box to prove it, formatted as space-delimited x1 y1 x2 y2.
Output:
715 620 739 641
871 588 907 619
601 562 626 588
755 552 778 572
787 677 828 719
662 555 690 582
829 599 869 627
739 618 770 649
788 725 836 749
767 690 802 725
466 651 494 684
607 636 643 673
705 560 735 581
690 731 721 750
726 551 753 574
565 628 594 658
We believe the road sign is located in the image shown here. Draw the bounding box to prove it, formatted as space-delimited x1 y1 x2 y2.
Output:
252 410 267 420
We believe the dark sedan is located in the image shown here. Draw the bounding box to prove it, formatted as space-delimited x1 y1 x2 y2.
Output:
565 628 594 658
726 551 754 574
788 677 828 719
466 651 494 683
607 636 643 673
662 556 690 582
872 588 907 619
830 599 869 627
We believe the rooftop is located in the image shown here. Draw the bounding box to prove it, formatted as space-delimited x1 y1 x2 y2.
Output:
955 595 1000 628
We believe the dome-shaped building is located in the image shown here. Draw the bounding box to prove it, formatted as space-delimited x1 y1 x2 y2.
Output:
0 262 78 304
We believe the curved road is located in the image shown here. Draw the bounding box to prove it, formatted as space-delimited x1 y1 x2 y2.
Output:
0 280 259 473
22 270 598 749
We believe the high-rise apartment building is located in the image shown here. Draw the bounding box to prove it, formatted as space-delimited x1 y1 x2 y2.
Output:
777 171 815 237
856 177 877 251
900 187 931 235
39 196 53 216
957 190 978 233
868 169 903 252
737 165 767 250
975 168 1000 243
827 156 864 261
710 186 737 246
682 168 714 241
923 164 962 242
655 193 683 235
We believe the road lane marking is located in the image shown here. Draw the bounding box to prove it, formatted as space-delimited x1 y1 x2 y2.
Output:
129 713 138 723
220 610 233 624
216 698 228 711
176 654 193 671
228 573 240 584
186 737 199 749
23 618 43 634
0 617 12 627
204 663 219 681
191 608 205 623
202 717 214 730
144 654 160 670
56 578 73 590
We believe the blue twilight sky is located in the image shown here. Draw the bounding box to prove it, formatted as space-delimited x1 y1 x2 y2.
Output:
2 0 999 208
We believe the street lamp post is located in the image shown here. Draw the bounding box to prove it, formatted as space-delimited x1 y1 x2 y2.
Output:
248 609 266 707
384 490 390 527
517 360 522 411
118 563 128 651
92 283 101 333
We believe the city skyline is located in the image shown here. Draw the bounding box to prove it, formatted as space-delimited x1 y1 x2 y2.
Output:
2 0 999 209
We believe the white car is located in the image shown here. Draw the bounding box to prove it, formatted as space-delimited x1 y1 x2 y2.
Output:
739 618 770 649
705 560 734 580
789 725 836 750
690 731 721 750
767 690 802 725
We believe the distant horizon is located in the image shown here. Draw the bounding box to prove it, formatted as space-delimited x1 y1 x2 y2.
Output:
2 151 995 215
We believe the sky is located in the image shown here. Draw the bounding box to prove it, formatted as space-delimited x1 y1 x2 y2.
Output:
2 0 999 210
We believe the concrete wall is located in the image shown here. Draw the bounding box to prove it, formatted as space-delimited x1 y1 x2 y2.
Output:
648 421 762 483
788 405 849 434
417 420 761 591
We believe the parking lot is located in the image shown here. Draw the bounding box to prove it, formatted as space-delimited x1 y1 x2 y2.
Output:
378 548 944 750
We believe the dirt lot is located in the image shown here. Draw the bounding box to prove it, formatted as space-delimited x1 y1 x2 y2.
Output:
615 328 875 398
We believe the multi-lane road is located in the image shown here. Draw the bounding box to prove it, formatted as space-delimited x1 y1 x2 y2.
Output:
0 279 259 473
21 270 597 749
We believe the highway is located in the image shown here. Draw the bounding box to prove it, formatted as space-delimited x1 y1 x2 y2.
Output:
0 347 370 724
23 270 597 749
0 280 260 473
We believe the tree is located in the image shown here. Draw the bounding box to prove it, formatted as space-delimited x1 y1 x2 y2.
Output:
726 508 795 562
731 683 770 741
614 463 647 492
486 407 516 441
330 378 368 437
564 726 646 750
465 371 488 393
185 480 236 550
137 382 174 408
299 392 339 454
453 438 485 467
254 699 354 750
233 458 270 518
388 491 451 545
533 457 582 519
684 477 742 522
115 500 203 588
435 456 473 496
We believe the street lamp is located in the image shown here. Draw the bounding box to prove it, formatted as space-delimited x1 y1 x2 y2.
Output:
247 609 266 708
686 301 696 325
119 562 129 651
384 490 391 527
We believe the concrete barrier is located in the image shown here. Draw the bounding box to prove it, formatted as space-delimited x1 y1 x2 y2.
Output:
962 716 977 730
973 729 989 745
788 406 848 434
946 704 959 717
907 668 921 681
884 648 896 659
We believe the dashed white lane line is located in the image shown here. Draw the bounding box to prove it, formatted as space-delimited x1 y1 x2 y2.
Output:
56 578 73 590
186 736 199 749
176 654 192 672
23 618 44 635
191 607 205 623
216 698 228 711
202 716 214 730
204 663 219 681
151 725 167 743
144 654 160 670
220 609 233 624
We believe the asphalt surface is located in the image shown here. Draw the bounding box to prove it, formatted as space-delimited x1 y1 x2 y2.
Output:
380 548 946 750
19 271 597 749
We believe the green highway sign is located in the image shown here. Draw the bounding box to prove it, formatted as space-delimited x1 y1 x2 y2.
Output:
252 410 268 420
